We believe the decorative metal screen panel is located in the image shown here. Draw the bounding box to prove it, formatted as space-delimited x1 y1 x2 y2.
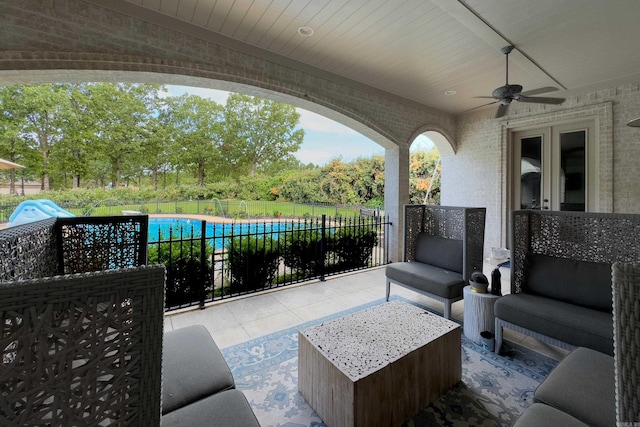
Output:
511 210 640 294
56 216 149 274
0 266 165 426
402 205 486 280
0 218 58 282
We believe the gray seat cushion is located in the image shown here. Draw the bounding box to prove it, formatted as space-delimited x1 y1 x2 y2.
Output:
161 389 260 427
414 233 464 274
513 403 589 427
162 325 235 415
494 293 613 355
534 347 615 427
524 253 612 312
386 261 465 299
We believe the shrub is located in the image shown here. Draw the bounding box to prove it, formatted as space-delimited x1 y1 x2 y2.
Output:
148 237 213 308
281 229 325 278
329 226 379 270
226 236 280 293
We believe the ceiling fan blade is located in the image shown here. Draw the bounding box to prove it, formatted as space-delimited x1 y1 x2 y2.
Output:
519 86 559 97
517 96 565 105
463 100 499 113
496 103 509 118
473 96 497 99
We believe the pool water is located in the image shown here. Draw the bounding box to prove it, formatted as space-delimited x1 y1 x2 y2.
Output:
148 217 297 250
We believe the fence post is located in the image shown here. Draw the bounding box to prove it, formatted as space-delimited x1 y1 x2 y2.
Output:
320 214 326 282
199 220 207 309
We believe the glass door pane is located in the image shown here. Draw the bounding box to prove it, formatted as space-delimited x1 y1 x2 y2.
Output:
559 130 586 211
520 136 542 209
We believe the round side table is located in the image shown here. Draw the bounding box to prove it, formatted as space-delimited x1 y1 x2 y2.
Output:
463 285 501 346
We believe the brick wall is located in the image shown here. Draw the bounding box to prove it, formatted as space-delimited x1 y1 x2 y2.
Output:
445 84 640 253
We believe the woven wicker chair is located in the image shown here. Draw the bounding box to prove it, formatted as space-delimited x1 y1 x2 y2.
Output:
612 261 640 425
495 210 640 355
0 265 166 426
386 205 486 319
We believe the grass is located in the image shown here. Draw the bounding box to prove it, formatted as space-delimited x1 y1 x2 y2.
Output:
70 199 367 219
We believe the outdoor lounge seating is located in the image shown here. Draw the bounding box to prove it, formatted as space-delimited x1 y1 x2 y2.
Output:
385 205 486 319
161 325 260 426
495 209 640 355
0 216 260 426
0 266 166 425
513 260 640 426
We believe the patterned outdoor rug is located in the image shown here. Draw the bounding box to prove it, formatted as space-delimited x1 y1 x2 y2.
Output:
221 297 558 427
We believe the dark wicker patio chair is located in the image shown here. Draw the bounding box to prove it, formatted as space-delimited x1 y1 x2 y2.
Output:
0 265 166 426
612 261 640 425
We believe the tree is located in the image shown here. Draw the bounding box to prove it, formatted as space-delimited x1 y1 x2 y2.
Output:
223 94 304 176
352 155 385 206
410 149 441 204
319 158 359 205
0 86 32 194
162 94 225 187
85 83 161 189
18 84 73 190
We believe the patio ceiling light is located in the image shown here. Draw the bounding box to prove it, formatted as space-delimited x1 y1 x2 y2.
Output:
298 26 314 37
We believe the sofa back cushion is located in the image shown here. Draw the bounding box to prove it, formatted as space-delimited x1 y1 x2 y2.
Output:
414 234 463 274
524 253 612 312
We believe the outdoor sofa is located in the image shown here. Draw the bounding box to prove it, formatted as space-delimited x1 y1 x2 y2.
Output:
514 261 640 426
161 325 260 426
385 204 486 319
495 209 640 356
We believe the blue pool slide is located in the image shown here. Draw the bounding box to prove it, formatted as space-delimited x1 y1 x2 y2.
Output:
8 199 75 227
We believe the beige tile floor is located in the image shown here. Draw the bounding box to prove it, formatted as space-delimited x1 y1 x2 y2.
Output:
164 264 569 360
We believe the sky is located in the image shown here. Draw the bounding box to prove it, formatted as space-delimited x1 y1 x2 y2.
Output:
162 85 434 166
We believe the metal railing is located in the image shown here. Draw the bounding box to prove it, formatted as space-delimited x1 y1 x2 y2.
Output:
148 214 389 311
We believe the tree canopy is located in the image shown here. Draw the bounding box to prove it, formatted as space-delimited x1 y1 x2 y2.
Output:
0 83 440 206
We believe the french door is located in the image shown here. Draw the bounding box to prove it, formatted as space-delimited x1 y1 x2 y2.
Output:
511 121 595 212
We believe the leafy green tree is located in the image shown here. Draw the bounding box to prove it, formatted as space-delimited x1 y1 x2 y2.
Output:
162 94 225 186
352 155 385 206
17 84 74 190
0 86 33 193
319 159 359 204
277 167 325 203
85 83 161 189
223 94 304 176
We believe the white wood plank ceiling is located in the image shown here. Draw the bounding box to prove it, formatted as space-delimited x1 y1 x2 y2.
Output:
120 0 640 115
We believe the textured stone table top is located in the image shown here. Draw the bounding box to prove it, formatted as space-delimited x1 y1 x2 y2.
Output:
299 300 459 381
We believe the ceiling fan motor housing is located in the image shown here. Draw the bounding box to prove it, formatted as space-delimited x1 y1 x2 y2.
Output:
492 84 523 100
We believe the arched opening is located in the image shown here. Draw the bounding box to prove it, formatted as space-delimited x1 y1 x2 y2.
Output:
408 129 454 206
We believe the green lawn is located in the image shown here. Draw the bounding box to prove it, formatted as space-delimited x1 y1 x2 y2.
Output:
71 199 367 219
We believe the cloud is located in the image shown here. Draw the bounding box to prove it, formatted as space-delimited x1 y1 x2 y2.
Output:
297 109 359 136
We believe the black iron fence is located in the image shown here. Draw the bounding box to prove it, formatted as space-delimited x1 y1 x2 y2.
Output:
147 214 390 311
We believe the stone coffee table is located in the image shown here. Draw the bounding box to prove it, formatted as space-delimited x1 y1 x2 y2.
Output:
298 300 461 427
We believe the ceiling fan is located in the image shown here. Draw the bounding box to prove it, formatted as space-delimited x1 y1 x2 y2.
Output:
475 46 565 118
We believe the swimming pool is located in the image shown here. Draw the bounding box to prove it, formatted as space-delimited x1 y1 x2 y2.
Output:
148 217 298 250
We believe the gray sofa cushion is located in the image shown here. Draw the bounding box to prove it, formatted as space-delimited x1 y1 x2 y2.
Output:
524 253 612 312
414 234 464 274
514 403 589 427
494 293 613 355
162 325 235 415
386 261 465 299
161 389 260 427
534 347 615 427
